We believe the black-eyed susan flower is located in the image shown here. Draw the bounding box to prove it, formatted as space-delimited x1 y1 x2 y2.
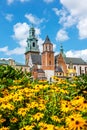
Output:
51 115 61 123
0 127 10 130
66 113 86 130
19 125 34 130
33 112 44 121
10 117 18 123
18 107 28 117
61 100 72 113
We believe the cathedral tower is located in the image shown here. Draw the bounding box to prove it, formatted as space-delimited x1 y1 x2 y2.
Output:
41 35 55 80
25 26 40 66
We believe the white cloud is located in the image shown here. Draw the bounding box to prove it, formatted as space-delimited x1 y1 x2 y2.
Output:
35 28 41 36
12 22 29 47
5 22 42 55
0 58 12 60
53 8 60 16
43 0 54 3
53 7 67 18
60 15 77 28
77 18 87 39
0 46 25 56
5 14 13 21
57 0 87 39
12 22 41 47
60 0 87 17
20 0 30 2
25 13 45 25
66 49 87 61
7 0 30 5
56 29 69 41
53 0 87 39
53 43 56 51
0 46 8 52
37 37 44 53
6 47 25 55
0 22 30 56
7 0 14 5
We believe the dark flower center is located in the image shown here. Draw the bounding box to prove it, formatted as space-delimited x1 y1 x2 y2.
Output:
71 118 74 121
75 120 80 125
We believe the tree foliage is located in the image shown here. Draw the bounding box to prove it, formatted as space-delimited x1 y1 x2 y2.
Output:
0 65 31 88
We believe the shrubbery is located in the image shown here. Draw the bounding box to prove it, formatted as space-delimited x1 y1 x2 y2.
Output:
0 65 31 88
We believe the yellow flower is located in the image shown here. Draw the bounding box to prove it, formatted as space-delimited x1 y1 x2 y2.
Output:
73 99 87 112
61 100 72 113
0 103 14 110
30 101 38 109
13 94 24 102
71 96 84 106
66 113 86 130
60 89 69 94
33 112 44 121
54 126 67 130
1 89 9 96
0 118 6 123
18 108 28 117
10 117 18 123
40 124 55 130
0 127 9 130
19 125 34 130
51 115 61 123
38 103 46 111
0 114 2 118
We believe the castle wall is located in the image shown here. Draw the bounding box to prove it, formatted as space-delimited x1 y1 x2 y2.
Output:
44 70 54 81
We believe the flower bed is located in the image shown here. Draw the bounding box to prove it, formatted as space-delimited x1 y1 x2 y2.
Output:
0 68 87 130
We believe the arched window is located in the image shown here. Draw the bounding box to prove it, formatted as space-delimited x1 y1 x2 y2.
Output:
80 66 81 74
33 42 35 47
46 46 47 51
74 66 76 70
49 61 51 65
85 67 87 74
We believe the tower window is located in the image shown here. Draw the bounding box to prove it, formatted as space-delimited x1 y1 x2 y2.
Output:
49 61 51 65
32 31 34 36
74 66 76 70
49 54 51 58
49 45 51 51
33 42 35 47
46 46 47 51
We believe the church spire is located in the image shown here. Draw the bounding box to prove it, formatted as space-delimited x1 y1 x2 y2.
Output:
60 43 66 57
44 35 51 43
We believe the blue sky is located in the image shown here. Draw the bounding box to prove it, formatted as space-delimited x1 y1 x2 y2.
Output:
0 0 87 64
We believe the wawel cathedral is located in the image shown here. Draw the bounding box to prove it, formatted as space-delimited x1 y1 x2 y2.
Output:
0 26 87 81
25 26 87 80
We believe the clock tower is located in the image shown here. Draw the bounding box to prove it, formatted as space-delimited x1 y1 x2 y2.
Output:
25 26 40 66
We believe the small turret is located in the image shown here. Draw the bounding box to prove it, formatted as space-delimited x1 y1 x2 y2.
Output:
60 44 66 57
